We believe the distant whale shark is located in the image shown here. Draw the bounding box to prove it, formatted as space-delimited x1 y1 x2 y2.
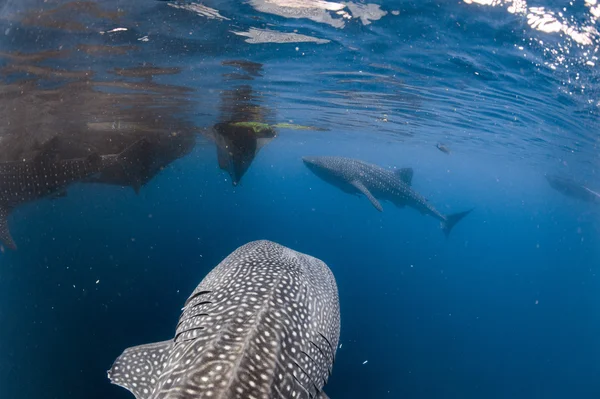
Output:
546 174 600 203
0 140 145 250
303 156 472 236
108 240 340 399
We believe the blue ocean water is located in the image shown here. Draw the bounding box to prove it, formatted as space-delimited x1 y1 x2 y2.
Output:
0 0 599 398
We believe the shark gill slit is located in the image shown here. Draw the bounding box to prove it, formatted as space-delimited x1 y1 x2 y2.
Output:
189 301 212 310
317 332 335 363
309 340 327 360
290 369 312 398
312 380 322 397
300 349 320 376
292 359 312 383
184 290 212 306
175 313 209 330
175 326 205 343
309 340 332 380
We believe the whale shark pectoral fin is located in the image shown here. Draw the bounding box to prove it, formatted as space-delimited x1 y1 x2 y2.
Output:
108 339 173 399
394 167 413 185
351 180 383 212
0 205 16 251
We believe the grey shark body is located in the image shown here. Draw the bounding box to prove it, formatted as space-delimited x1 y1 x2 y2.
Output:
546 174 600 203
108 240 340 399
303 156 472 236
0 140 144 250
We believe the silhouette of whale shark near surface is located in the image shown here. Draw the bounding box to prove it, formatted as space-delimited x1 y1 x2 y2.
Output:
0 139 148 250
546 174 600 204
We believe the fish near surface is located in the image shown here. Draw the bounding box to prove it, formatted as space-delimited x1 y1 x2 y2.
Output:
0 139 146 250
436 143 450 154
303 156 472 236
108 240 340 399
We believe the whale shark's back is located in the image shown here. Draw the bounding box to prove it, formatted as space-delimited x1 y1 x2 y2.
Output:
108 240 340 399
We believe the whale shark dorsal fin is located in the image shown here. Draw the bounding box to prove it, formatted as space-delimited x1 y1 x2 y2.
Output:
0 205 16 250
351 180 383 212
108 339 173 399
34 136 62 165
34 145 61 166
394 167 413 185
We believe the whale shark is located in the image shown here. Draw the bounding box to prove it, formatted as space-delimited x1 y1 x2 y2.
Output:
303 156 472 236
546 174 600 204
108 240 340 399
0 140 146 250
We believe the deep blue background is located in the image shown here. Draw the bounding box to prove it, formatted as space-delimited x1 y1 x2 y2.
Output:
1 0 600 398
1 136 599 398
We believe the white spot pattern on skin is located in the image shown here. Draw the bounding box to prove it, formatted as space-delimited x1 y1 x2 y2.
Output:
108 240 340 399
107 339 172 399
0 141 143 250
303 156 452 223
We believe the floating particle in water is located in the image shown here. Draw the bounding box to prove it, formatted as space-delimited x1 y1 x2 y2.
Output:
96 280 100 284
362 360 368 365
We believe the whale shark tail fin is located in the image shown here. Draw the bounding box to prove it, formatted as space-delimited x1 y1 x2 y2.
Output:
442 208 473 237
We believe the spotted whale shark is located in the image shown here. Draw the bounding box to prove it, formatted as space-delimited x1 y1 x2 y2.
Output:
0 140 146 250
546 174 600 204
303 156 472 236
108 240 340 399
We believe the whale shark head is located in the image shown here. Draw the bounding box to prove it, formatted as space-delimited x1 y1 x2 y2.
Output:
546 174 579 195
303 156 364 195
108 240 340 399
302 156 325 168
302 156 341 178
